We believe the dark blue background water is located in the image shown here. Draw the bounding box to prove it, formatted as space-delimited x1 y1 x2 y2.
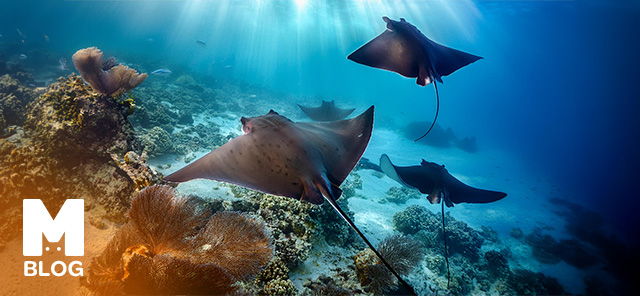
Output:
1 0 639 243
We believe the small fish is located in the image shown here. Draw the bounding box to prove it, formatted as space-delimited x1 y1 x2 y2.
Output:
59 58 67 70
145 38 154 42
151 69 172 76
248 94 257 98
16 28 23 37
44 34 49 43
19 54 27 60
195 40 206 47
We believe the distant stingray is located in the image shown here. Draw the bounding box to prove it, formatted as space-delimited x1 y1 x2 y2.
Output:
298 100 355 121
165 107 417 295
380 154 506 207
379 153 505 288
348 16 482 141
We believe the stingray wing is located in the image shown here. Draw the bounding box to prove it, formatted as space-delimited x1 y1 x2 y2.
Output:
297 104 326 121
441 170 506 204
297 106 374 187
426 38 483 78
380 154 412 188
348 30 419 78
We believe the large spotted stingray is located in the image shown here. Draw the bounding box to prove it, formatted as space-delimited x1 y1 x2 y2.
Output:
348 16 482 141
165 106 417 294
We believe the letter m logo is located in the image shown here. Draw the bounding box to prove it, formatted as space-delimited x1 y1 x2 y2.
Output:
23 199 84 256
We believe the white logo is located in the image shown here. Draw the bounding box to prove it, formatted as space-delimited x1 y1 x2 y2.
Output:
23 199 84 256
23 199 84 277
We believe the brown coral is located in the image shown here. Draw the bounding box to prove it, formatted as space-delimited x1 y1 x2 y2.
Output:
354 234 423 295
72 47 147 96
85 185 274 295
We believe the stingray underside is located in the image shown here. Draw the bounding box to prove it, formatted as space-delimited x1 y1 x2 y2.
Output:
164 107 374 205
348 29 420 78
297 101 355 121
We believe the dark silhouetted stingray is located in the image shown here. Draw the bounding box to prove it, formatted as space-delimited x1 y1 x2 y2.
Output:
380 153 505 288
297 100 355 121
380 154 506 207
165 107 417 295
348 16 482 141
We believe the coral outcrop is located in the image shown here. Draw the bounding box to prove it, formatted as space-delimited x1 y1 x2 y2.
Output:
85 185 273 295
72 47 147 96
393 205 484 261
0 74 38 128
381 186 421 204
0 74 160 248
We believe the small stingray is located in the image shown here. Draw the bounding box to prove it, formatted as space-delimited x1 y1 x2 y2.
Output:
380 154 506 207
348 16 482 141
165 107 418 295
298 100 355 121
380 153 505 288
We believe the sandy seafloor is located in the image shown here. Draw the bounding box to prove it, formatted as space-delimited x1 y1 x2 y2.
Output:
148 104 620 295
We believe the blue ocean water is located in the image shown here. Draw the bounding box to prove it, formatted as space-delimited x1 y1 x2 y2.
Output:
2 0 639 294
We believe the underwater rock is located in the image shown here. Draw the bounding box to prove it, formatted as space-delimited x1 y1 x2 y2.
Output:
456 136 478 153
392 204 440 236
354 234 423 294
506 268 566 295
405 121 451 147
510 227 524 239
25 74 134 161
72 47 147 96
140 126 174 156
382 186 421 204
302 275 353 296
85 185 273 295
482 250 510 279
524 228 562 264
0 74 38 126
254 258 297 296
393 205 484 261
479 225 500 243
556 238 598 269
0 74 161 248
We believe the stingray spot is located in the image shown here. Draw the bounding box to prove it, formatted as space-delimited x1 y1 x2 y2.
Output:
276 144 281 148
292 182 299 186
285 173 289 176
358 133 363 138
230 150 234 154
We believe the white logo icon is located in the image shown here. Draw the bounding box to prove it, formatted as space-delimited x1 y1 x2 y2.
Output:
23 199 84 256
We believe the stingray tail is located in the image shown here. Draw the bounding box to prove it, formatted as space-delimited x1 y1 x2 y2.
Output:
413 81 440 142
442 200 451 289
321 193 417 296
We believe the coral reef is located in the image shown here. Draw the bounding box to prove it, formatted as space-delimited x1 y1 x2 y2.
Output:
0 74 39 127
393 205 484 261
510 227 524 239
354 234 423 295
302 275 353 296
506 269 566 295
72 47 147 96
525 227 598 269
0 74 160 248
84 185 273 295
381 186 421 204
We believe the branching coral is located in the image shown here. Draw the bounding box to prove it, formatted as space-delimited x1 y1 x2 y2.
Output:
354 234 423 295
72 47 147 96
85 185 274 295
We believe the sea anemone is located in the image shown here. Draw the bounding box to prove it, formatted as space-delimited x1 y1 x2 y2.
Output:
85 185 273 295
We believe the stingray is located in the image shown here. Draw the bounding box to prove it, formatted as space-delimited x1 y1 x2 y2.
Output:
348 16 482 141
165 107 417 295
379 153 506 288
297 100 356 121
